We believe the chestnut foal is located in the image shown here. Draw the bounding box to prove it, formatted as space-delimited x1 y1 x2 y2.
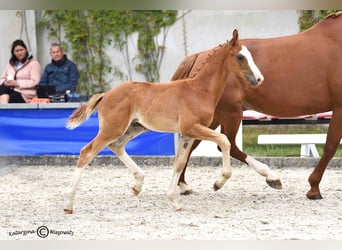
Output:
63 29 263 213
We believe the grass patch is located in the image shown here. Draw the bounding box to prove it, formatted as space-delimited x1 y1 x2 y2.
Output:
242 124 342 157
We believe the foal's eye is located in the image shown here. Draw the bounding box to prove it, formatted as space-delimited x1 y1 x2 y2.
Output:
236 54 245 61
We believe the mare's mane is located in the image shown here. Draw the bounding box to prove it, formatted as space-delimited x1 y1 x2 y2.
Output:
324 11 342 19
307 11 342 31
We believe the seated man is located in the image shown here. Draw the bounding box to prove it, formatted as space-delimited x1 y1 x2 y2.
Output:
39 43 79 94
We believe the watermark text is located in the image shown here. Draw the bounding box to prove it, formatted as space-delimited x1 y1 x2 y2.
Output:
8 226 74 238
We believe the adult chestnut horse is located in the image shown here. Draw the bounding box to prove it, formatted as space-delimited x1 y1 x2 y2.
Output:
173 12 342 200
63 29 264 213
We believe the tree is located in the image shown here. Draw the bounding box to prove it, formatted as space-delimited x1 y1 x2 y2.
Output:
298 10 340 31
37 10 177 94
133 11 178 82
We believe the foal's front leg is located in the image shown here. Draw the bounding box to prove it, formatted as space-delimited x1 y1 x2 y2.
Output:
188 124 232 191
167 137 195 211
212 132 232 190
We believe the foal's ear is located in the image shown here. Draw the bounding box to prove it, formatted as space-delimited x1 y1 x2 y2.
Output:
230 29 239 47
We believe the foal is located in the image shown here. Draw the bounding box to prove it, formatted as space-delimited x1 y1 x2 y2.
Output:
63 29 263 213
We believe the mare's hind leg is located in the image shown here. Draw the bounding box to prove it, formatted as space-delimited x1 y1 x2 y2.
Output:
219 114 282 189
167 136 195 211
107 122 148 195
307 109 342 199
178 116 282 194
64 133 112 214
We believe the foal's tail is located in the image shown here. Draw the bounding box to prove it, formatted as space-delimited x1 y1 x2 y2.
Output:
66 93 105 130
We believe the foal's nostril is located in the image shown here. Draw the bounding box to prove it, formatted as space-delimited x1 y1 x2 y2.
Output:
257 76 264 85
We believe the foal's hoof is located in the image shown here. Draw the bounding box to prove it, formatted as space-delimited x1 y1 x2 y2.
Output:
266 179 283 189
181 190 193 196
64 209 73 214
178 183 193 195
213 183 221 191
132 187 140 196
306 191 323 200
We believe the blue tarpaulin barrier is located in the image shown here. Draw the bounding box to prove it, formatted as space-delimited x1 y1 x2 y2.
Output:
0 106 175 156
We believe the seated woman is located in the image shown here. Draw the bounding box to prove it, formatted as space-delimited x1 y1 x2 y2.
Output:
0 39 41 103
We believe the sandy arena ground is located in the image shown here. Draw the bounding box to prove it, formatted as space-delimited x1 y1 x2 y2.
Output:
0 162 341 240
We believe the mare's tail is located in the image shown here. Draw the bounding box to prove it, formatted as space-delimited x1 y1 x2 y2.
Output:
66 93 105 130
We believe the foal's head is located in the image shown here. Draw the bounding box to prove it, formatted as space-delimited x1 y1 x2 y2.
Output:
228 29 264 86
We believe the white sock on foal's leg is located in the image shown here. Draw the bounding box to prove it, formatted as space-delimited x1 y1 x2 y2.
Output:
117 153 145 195
64 167 84 214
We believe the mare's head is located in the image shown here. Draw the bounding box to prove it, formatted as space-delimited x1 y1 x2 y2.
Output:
228 29 264 87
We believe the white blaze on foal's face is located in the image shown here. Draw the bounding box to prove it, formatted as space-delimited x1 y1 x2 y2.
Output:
239 45 264 84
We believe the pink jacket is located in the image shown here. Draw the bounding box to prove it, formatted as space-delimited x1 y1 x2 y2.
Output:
1 57 41 102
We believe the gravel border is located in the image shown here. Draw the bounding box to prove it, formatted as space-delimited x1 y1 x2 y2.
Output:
1 155 342 169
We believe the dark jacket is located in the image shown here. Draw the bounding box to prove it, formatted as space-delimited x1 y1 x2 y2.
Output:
39 55 79 93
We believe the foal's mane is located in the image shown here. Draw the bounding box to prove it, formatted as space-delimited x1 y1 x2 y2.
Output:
191 41 228 78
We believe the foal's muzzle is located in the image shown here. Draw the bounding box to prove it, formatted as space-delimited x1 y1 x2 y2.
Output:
244 72 261 87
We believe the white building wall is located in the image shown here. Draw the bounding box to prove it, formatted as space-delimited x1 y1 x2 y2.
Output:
160 10 299 82
0 10 299 86
0 10 38 73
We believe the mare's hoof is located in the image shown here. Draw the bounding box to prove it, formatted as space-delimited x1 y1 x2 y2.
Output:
266 179 283 189
64 209 73 214
132 187 140 196
306 191 323 200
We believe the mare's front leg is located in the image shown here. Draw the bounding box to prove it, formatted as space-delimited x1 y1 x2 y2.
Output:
167 136 195 211
64 133 110 214
307 108 342 199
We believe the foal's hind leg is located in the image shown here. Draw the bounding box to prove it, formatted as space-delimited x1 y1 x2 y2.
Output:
64 133 111 214
107 122 148 195
167 136 195 211
107 146 145 196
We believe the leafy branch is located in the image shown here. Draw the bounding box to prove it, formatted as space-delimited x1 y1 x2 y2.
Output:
298 10 340 31
37 10 177 94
